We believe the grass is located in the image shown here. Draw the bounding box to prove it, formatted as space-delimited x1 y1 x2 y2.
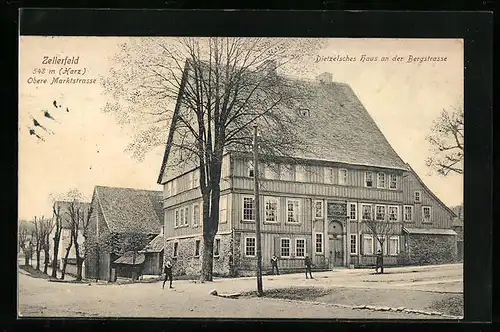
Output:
19 265 51 279
429 296 463 316
242 287 331 301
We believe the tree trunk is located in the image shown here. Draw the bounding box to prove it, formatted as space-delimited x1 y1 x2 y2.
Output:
76 257 83 281
380 243 385 274
73 233 82 281
201 236 214 282
51 231 61 278
36 247 41 270
24 253 29 266
43 247 50 274
61 235 73 280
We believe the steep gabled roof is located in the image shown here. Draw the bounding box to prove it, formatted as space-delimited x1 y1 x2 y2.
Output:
406 164 458 218
94 186 163 234
157 61 408 184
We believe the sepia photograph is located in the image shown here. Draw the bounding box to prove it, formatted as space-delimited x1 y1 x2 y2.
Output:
18 36 464 319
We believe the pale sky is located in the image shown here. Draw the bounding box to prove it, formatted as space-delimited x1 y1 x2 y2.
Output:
18 37 464 220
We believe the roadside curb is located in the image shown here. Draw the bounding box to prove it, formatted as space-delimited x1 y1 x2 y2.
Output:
255 297 462 320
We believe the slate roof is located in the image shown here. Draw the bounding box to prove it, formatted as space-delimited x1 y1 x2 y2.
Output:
157 61 409 184
140 233 164 253
114 251 146 265
95 186 163 234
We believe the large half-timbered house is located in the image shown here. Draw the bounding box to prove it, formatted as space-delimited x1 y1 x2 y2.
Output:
158 63 457 277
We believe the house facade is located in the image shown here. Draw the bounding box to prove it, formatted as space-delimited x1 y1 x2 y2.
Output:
158 66 458 277
84 186 163 281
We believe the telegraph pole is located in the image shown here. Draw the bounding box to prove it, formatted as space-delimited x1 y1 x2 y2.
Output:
253 124 263 296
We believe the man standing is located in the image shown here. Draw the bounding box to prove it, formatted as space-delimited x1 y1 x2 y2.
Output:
162 259 173 289
375 250 383 273
270 254 279 275
305 255 313 279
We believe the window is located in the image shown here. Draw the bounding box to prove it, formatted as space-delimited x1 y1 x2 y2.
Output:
348 203 357 221
377 173 386 188
375 205 386 221
363 235 374 255
414 190 422 203
315 233 323 254
403 205 413 222
280 238 291 257
174 209 179 228
324 167 334 184
295 239 305 257
295 165 307 182
389 236 400 255
365 172 374 188
264 163 279 180
192 203 200 227
192 169 199 188
219 196 227 224
350 234 357 255
286 199 301 223
388 206 399 222
314 200 324 219
389 174 397 189
247 161 254 178
265 196 279 223
281 165 294 181
194 240 201 257
214 238 220 257
173 242 178 258
180 208 185 227
338 168 348 185
242 196 255 221
361 204 373 220
184 206 190 226
245 237 256 257
422 206 432 223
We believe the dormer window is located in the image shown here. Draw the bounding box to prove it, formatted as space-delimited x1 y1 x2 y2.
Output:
365 172 374 188
299 108 310 117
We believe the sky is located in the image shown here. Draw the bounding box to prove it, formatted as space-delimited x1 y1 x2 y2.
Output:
18 37 464 220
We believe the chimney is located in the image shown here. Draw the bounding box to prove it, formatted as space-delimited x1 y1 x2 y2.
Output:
316 72 333 84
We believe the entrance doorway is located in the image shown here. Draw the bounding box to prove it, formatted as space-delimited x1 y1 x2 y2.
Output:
328 221 344 268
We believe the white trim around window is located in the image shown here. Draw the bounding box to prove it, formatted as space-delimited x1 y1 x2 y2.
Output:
295 238 306 258
242 195 255 222
244 236 256 257
361 203 373 221
364 171 374 188
338 168 348 185
280 237 291 258
363 234 374 255
388 205 399 222
264 196 280 224
414 190 422 203
348 202 358 221
214 237 221 258
375 204 386 221
314 232 324 254
377 172 386 189
350 234 358 255
403 205 414 222
388 236 400 256
389 174 398 190
314 200 324 219
192 203 200 227
422 206 432 223
285 198 302 224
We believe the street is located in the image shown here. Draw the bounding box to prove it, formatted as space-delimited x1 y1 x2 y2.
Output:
18 263 462 319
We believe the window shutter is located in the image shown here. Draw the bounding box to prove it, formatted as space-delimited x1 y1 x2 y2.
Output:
274 236 280 258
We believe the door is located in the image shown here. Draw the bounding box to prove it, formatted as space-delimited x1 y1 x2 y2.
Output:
328 236 344 268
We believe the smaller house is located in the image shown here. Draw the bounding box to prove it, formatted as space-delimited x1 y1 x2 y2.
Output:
84 186 163 282
139 230 165 276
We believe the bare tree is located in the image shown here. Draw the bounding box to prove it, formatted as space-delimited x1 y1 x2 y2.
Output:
32 217 42 270
18 221 31 266
102 37 326 281
40 217 54 274
365 209 400 274
71 203 93 281
51 202 63 278
425 105 464 175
